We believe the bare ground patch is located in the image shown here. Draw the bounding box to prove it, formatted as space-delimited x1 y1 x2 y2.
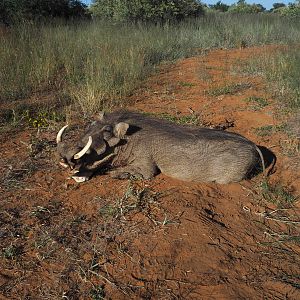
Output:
1 47 300 299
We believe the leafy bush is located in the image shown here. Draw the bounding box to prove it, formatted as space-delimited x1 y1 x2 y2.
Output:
209 1 230 12
0 0 89 25
228 0 266 13
90 0 204 23
275 5 300 18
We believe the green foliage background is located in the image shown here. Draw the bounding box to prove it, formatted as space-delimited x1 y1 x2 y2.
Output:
0 0 88 24
228 0 266 13
90 0 204 22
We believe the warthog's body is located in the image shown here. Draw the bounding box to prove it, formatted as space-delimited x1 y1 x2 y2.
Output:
57 111 263 184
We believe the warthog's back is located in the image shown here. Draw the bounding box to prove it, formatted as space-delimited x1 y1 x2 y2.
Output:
98 111 261 184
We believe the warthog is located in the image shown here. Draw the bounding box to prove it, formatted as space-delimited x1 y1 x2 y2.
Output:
56 111 265 184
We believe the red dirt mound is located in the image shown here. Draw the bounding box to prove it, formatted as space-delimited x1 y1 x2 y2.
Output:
1 47 299 299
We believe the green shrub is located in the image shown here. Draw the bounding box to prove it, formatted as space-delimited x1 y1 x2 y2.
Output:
228 0 266 14
90 0 204 22
276 6 300 18
0 0 89 25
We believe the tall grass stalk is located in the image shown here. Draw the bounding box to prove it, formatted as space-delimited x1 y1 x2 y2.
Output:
246 46 300 111
1 14 300 113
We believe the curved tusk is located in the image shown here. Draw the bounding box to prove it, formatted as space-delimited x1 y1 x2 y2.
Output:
56 125 69 144
74 136 93 160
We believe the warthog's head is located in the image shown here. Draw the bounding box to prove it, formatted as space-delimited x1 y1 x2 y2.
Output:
56 120 129 182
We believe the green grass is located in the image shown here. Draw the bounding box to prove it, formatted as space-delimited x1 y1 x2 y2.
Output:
206 82 252 96
260 180 298 208
146 112 201 125
243 96 269 109
254 124 287 137
2 244 23 259
245 46 300 111
254 125 274 137
1 14 300 114
179 81 196 87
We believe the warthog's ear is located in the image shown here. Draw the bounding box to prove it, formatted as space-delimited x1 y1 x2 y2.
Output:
114 122 129 138
105 122 129 147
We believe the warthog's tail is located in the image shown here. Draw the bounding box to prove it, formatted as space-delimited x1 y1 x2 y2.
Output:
266 151 277 177
255 145 266 176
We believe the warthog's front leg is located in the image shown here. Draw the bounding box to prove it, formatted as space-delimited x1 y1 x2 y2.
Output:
109 162 157 180
109 167 138 179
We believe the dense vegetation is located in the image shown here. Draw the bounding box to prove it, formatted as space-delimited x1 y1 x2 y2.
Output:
1 0 300 25
0 1 300 114
90 0 204 22
1 13 300 114
0 0 89 25
207 0 300 16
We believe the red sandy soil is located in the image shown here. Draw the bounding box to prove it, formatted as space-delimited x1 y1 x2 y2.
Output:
0 47 299 299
